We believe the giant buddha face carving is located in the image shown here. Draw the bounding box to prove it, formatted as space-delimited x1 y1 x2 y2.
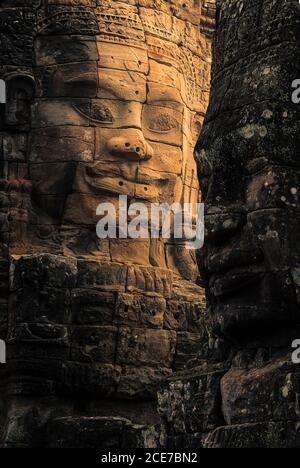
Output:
22 0 211 278
197 0 300 346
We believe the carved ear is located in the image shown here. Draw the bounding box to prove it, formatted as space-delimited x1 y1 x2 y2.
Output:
3 73 36 128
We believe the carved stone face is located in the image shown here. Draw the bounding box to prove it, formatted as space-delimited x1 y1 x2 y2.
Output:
197 1 300 346
24 1 211 278
32 43 199 217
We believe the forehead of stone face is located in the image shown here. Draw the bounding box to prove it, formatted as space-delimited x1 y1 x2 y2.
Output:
99 66 147 103
34 33 99 99
96 1 206 110
98 42 149 74
35 35 98 66
34 0 208 127
95 0 149 69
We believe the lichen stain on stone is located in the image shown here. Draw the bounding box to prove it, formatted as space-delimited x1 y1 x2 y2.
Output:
262 110 273 120
239 125 268 139
281 374 293 399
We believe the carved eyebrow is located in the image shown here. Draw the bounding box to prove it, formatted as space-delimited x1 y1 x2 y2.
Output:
149 99 185 110
65 74 98 86
148 87 185 108
98 76 128 99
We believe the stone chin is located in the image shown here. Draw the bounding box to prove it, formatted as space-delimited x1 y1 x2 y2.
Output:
208 269 299 346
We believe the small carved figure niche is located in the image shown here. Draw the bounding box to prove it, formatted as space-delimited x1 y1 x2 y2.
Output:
3 74 35 129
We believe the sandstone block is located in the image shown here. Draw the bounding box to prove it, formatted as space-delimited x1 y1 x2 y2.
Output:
71 325 118 364
117 328 176 367
115 293 166 329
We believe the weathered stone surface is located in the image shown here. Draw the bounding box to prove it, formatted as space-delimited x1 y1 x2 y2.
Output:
0 0 212 448
2 402 52 448
164 300 188 332
61 362 121 397
221 355 300 426
110 239 150 266
117 367 172 400
115 293 166 329
35 35 98 66
71 289 115 325
77 260 127 291
167 433 205 449
205 422 300 449
71 325 118 363
174 332 204 371
0 300 8 339
197 0 300 345
158 368 225 435
10 254 78 291
117 328 176 368
30 127 95 163
158 0 300 451
47 413 163 449
126 265 174 298
46 417 133 449
121 424 166 449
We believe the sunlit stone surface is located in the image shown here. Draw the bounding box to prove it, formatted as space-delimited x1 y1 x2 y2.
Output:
0 0 214 447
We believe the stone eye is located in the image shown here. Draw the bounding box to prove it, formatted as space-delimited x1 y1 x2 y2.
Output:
90 103 113 123
73 102 114 123
148 113 178 133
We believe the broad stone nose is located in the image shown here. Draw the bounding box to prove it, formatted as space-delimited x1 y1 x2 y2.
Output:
107 131 153 161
